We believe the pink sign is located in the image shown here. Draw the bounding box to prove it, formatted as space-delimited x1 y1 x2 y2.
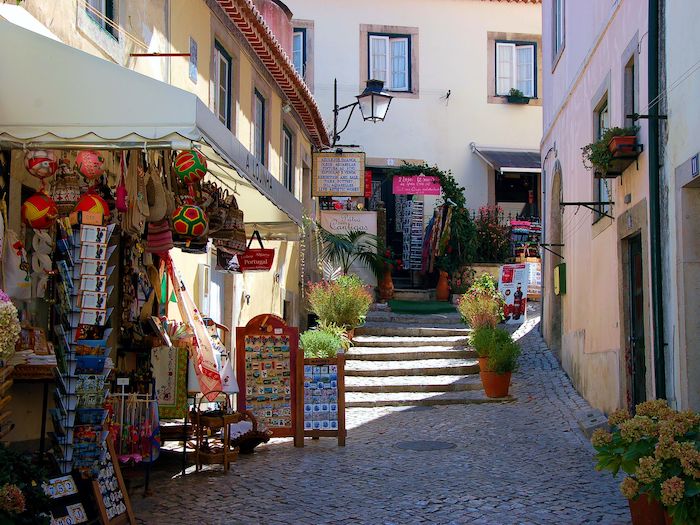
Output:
392 175 442 195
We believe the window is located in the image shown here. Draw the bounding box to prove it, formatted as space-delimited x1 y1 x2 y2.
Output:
553 0 565 59
214 42 232 128
282 127 294 192
254 90 266 165
293 29 306 77
595 99 611 219
86 0 117 38
496 42 536 97
368 34 410 91
624 57 637 128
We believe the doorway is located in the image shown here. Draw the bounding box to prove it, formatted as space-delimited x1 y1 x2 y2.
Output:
628 234 647 407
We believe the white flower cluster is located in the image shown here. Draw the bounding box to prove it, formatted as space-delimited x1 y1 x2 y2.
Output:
0 300 20 360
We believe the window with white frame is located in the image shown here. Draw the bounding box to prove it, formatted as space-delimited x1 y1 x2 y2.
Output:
254 90 266 165
282 127 294 193
368 34 410 91
214 42 232 128
496 42 536 97
594 99 611 219
553 0 565 58
293 29 306 77
86 0 117 38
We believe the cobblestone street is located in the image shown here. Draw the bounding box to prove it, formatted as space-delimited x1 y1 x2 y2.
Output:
134 311 630 525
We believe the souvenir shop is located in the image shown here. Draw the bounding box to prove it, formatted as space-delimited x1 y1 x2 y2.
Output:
0 20 303 524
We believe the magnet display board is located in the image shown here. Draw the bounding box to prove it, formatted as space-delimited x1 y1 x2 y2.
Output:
236 314 301 443
91 439 135 525
302 355 346 446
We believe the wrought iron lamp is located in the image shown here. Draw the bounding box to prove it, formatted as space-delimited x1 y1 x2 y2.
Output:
331 79 393 147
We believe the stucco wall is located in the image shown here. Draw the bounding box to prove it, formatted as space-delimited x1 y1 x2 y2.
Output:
286 0 542 214
541 0 652 413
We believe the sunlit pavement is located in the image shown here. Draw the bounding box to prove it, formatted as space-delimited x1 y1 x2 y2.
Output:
133 308 630 525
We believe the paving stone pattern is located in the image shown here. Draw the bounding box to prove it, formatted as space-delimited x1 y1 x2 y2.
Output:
133 309 630 525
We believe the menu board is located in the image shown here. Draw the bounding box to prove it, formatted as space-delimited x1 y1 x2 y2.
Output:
312 152 365 196
236 314 300 440
91 440 135 525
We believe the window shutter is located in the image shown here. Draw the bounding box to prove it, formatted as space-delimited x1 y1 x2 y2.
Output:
369 35 389 83
390 37 409 91
496 42 516 95
516 45 535 97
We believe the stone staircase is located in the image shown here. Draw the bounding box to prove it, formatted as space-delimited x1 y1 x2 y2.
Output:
345 309 512 407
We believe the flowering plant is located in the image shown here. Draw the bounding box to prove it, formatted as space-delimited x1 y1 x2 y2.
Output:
473 206 511 263
449 267 476 294
0 443 50 524
591 399 700 524
0 290 20 361
457 273 504 329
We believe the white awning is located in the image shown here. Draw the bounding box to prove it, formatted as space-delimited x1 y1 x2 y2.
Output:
0 20 301 227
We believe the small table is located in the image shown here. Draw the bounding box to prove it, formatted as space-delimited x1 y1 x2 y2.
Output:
191 411 243 472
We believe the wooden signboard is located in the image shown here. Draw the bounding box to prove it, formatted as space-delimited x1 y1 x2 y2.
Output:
91 439 135 525
236 314 302 445
312 152 365 196
302 354 346 446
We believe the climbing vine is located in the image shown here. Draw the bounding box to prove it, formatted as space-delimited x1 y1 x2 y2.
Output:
388 163 476 273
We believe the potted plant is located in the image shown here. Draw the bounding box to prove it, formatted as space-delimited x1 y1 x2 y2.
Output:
319 228 378 275
505 88 530 104
306 275 373 340
469 326 519 398
581 126 639 176
449 267 476 304
300 329 343 358
370 245 403 301
591 399 700 525
0 444 51 525
457 273 505 329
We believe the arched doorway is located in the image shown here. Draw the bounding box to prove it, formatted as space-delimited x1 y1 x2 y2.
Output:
546 161 563 359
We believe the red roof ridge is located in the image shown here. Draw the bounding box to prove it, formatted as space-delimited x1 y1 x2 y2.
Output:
216 0 330 147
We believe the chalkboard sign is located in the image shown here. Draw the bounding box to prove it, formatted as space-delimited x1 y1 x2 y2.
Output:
91 439 135 525
302 355 346 446
312 152 365 196
236 314 301 444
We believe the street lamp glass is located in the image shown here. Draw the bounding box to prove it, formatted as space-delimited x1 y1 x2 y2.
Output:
357 79 393 122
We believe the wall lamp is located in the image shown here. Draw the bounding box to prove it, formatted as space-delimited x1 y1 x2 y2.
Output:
331 78 393 147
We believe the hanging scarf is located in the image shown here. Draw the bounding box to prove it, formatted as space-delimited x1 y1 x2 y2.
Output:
164 254 222 401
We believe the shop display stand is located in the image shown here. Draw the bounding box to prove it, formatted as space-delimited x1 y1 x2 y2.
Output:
191 391 243 473
402 198 424 271
51 223 117 474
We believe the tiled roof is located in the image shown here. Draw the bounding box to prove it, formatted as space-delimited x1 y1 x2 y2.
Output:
216 0 330 148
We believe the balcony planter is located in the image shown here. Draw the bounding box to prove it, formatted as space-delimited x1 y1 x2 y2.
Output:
506 95 530 104
608 135 637 156
582 126 641 179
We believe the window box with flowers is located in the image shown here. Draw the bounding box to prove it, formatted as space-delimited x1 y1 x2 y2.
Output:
505 88 531 105
581 126 642 178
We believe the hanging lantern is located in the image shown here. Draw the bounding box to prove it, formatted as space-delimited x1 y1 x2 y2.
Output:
22 191 58 230
75 150 106 180
174 150 207 185
24 150 58 181
172 205 208 238
74 192 110 218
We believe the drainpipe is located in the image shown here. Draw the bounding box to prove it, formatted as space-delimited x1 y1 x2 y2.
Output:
648 0 666 399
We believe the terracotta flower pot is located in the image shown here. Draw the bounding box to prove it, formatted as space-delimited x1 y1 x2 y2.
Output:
478 356 489 372
608 135 636 156
436 270 450 302
627 494 666 525
378 269 394 301
479 370 512 398
346 328 355 341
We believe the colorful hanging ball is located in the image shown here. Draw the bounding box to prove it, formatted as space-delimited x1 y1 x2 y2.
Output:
22 191 58 229
74 192 110 218
75 150 106 180
174 150 207 185
172 205 208 238
24 150 58 180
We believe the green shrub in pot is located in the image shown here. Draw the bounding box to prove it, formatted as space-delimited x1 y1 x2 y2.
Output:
300 330 342 358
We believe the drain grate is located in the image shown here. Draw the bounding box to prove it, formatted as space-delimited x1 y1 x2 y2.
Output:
394 440 456 451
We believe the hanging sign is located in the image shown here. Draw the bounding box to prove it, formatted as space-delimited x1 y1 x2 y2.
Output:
320 211 378 236
312 152 365 196
238 230 274 272
392 175 442 195
498 263 530 325
364 170 373 198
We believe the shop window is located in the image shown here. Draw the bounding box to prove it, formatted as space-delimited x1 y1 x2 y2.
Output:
254 90 266 165
368 33 410 92
214 42 232 128
86 0 117 39
293 29 306 78
594 98 611 220
553 0 565 63
282 126 294 193
496 41 536 97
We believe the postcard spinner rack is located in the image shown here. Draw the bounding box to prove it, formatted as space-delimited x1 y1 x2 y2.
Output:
50 221 117 474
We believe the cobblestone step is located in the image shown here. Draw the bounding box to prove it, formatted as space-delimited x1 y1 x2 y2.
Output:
345 358 479 377
346 374 483 393
345 390 513 407
366 310 463 325
351 335 471 347
355 324 470 337
346 345 477 361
